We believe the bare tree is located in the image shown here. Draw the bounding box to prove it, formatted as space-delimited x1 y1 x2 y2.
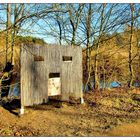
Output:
93 4 106 90
5 4 11 64
128 4 135 88
83 4 92 91
11 4 25 64
66 4 84 45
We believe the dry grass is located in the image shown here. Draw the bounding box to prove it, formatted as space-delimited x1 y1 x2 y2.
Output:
107 120 140 136
0 88 140 136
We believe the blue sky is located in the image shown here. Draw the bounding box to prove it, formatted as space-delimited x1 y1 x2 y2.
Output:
0 3 140 45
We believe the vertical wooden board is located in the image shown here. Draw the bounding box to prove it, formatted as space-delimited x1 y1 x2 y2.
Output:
39 46 47 104
28 47 34 106
33 45 42 104
61 46 83 100
43 45 48 101
61 46 73 101
72 46 82 98
61 63 72 101
48 45 61 73
30 55 34 106
32 45 48 105
21 46 26 106
20 47 25 107
27 46 34 106
21 45 34 106
40 46 47 103
29 54 34 105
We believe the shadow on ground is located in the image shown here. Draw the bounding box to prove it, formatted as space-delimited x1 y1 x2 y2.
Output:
0 98 21 116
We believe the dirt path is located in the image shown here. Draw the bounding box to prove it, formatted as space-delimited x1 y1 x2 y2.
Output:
0 104 103 136
1 90 140 136
1 102 140 136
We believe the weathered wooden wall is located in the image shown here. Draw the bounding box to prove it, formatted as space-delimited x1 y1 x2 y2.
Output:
20 44 82 106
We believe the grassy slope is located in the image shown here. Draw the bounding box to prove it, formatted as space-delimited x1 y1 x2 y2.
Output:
107 120 140 136
0 33 46 70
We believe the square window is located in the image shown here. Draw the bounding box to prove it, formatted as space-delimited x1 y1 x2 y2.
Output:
34 55 44 61
62 56 72 62
49 73 60 78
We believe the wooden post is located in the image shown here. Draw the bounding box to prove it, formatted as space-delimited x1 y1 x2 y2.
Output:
81 94 84 104
19 106 24 115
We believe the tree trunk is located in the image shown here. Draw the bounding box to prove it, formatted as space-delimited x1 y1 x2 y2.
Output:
71 26 76 45
5 4 11 64
84 4 92 91
128 4 134 88
57 20 62 45
94 47 100 90
11 4 18 64
94 4 106 90
67 4 83 46
11 28 16 64
86 4 92 73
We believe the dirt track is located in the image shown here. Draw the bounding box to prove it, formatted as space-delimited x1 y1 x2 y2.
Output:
1 89 140 136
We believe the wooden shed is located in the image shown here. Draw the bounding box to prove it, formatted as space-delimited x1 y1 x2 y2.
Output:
20 44 83 109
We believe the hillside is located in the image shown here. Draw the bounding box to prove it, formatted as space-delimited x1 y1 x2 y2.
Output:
83 30 140 87
0 33 46 71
